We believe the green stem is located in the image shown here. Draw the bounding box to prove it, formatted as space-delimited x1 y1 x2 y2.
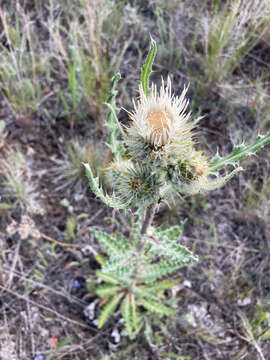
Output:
131 203 157 284
137 203 157 253
210 131 270 172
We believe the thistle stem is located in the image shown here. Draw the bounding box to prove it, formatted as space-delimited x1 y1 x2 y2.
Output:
137 203 157 252
132 203 157 283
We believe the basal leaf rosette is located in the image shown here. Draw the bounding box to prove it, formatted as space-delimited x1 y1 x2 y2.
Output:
126 78 201 167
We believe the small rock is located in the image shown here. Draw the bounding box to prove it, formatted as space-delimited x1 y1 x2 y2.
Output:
84 299 99 320
111 327 120 343
183 280 192 288
237 297 251 306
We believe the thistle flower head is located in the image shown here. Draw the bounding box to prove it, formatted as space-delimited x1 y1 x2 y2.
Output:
126 78 199 167
110 161 161 208
166 150 210 192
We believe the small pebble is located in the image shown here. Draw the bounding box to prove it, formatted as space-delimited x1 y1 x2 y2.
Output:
111 327 121 343
84 299 99 320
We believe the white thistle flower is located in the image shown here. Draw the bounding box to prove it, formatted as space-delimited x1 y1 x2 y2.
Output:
126 78 201 166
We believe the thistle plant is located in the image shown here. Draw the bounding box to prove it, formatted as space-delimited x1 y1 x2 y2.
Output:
84 39 270 338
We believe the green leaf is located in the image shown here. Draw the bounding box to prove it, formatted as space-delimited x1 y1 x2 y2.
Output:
156 221 186 241
148 222 198 265
114 232 132 251
84 163 127 209
91 229 124 256
95 254 106 266
133 286 159 301
201 167 243 191
121 294 137 337
102 252 136 279
144 279 180 292
98 292 124 328
105 73 125 158
210 131 270 172
139 298 175 316
96 284 120 298
139 259 186 283
141 37 157 97
106 73 121 128
148 232 198 265
96 270 119 285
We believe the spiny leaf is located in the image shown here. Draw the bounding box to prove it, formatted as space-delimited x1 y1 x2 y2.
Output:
202 167 243 191
96 284 120 298
121 294 137 337
156 221 186 242
96 271 119 285
139 259 188 283
144 279 180 292
141 37 157 97
148 233 198 264
91 229 129 256
148 222 198 264
105 73 125 158
102 252 136 279
98 292 124 328
210 131 270 172
133 286 159 301
84 163 127 209
106 73 121 128
114 232 132 251
139 298 175 316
